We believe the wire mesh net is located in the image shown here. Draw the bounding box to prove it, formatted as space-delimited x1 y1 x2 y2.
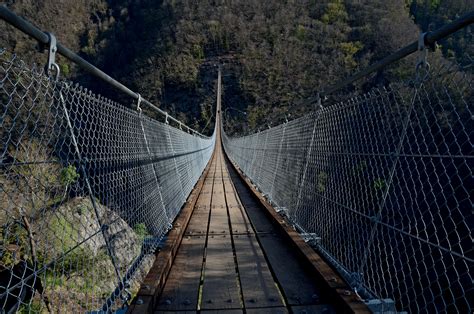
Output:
223 56 473 313
0 50 214 312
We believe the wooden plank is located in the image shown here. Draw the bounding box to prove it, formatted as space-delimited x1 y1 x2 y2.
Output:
208 182 230 233
200 310 243 314
200 235 241 310
221 164 255 236
257 233 321 306
232 234 284 309
226 175 276 234
223 184 254 235
185 209 210 236
127 150 215 314
225 158 371 313
155 236 206 311
239 205 277 234
246 307 288 314
226 204 253 235
155 311 197 314
291 304 336 314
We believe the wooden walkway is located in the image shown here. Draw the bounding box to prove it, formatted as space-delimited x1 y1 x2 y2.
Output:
128 70 368 314
153 141 334 313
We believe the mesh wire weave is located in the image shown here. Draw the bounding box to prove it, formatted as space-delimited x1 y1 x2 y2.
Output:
0 50 214 312
223 57 473 313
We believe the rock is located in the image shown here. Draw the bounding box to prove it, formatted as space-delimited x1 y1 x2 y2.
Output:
36 196 140 267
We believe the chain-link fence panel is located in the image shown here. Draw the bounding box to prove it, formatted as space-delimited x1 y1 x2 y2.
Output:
223 56 473 313
1 50 215 312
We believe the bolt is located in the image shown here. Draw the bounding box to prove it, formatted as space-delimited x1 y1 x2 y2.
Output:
136 298 144 305
165 299 172 305
344 290 352 296
329 277 337 283
207 299 213 304
227 298 233 303
143 285 150 290
183 299 191 305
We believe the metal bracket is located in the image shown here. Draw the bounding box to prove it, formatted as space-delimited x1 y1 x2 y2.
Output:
417 33 429 68
314 92 324 112
44 32 60 79
136 93 143 113
301 233 321 247
275 206 289 216
415 32 432 82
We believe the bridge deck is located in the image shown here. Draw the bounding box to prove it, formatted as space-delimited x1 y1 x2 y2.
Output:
153 143 336 313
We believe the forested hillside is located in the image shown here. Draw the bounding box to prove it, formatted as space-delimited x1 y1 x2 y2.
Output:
1 0 472 133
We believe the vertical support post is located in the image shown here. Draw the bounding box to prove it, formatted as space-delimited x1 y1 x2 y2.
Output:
294 101 324 217
356 87 418 290
166 126 186 212
257 131 269 186
136 94 171 232
249 132 259 178
270 123 286 199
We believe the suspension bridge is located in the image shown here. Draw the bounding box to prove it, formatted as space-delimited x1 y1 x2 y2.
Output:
0 6 472 314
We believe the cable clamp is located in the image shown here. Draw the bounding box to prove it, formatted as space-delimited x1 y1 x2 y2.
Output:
315 92 324 111
415 32 431 82
136 93 143 113
44 32 60 80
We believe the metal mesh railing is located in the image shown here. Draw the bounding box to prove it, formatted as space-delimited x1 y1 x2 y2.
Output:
0 50 214 312
223 56 473 313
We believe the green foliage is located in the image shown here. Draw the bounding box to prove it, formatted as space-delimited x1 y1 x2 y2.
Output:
420 0 441 11
133 223 149 241
5 140 64 214
48 213 79 251
373 178 386 191
353 160 367 174
192 44 205 60
340 41 363 68
60 165 80 187
59 62 70 76
247 107 266 131
44 249 110 293
316 172 328 193
0 223 29 267
295 25 306 41
82 29 98 56
18 299 44 313
321 0 348 24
